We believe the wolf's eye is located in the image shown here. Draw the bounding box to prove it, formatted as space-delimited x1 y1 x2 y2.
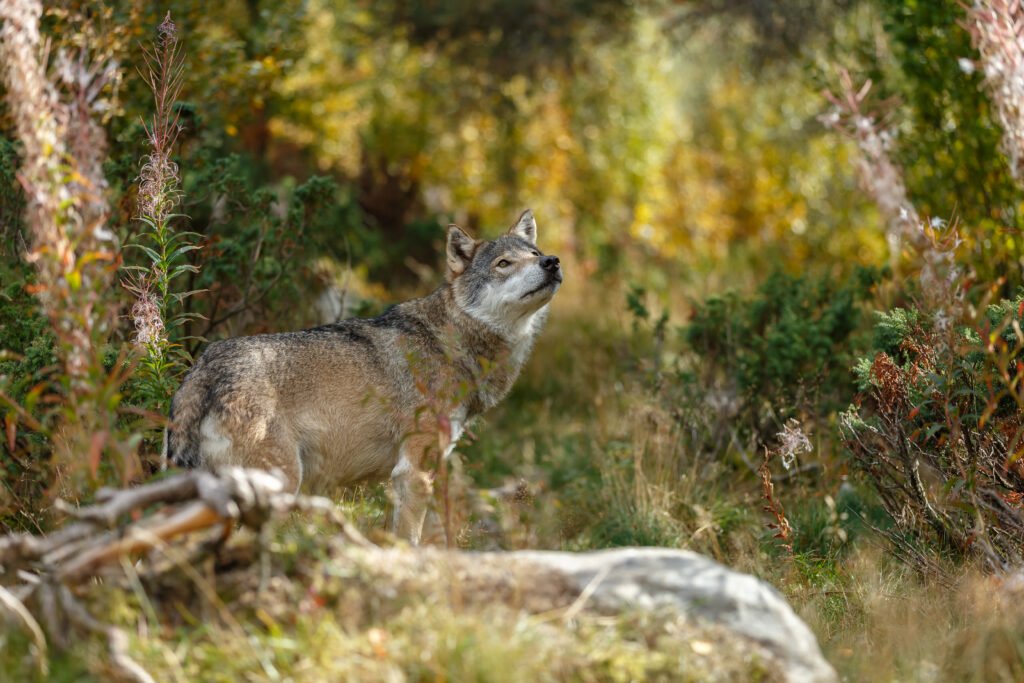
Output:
531 250 540 257
497 259 510 268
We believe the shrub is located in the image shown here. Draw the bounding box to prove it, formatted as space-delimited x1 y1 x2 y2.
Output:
684 267 885 442
175 155 367 343
841 293 1024 570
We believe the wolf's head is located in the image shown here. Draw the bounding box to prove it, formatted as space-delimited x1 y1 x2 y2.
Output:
446 209 562 339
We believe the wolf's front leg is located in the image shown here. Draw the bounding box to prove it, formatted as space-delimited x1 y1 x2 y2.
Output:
390 449 433 545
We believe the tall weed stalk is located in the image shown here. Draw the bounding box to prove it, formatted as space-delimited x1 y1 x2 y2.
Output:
123 13 200 415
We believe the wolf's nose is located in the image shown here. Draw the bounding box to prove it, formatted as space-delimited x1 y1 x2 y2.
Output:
541 255 560 272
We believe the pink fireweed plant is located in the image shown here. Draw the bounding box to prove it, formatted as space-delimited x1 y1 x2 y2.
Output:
821 70 916 269
124 13 201 413
822 70 964 321
0 0 140 491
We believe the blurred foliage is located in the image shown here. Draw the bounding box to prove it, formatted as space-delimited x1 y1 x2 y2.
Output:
0 0 890 287
0 137 25 252
0 261 55 525
816 0 1024 287
265 0 885 276
668 0 863 63
373 0 635 78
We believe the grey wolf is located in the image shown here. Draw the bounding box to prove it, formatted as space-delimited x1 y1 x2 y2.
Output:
166 209 561 544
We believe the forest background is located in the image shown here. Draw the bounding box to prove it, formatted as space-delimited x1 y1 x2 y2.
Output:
4 1 1024 680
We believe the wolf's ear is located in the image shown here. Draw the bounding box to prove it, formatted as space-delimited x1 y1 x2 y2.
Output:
446 225 476 279
509 209 537 244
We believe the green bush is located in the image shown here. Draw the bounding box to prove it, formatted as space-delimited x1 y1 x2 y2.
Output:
684 266 885 440
0 137 25 251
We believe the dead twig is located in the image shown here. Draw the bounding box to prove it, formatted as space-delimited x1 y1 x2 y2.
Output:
760 447 794 554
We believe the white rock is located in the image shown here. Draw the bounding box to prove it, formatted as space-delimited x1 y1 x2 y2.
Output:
509 547 837 683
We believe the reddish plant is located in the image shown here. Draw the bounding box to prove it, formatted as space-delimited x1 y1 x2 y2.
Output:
759 421 811 555
759 448 794 554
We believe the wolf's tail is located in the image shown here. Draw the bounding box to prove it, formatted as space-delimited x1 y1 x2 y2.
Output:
166 366 208 469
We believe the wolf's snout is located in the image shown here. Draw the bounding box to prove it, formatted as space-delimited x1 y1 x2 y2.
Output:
541 255 561 272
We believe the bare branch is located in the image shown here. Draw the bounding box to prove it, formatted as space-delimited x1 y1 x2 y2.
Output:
0 467 371 681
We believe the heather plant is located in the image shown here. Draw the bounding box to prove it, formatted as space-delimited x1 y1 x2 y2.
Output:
841 283 1024 570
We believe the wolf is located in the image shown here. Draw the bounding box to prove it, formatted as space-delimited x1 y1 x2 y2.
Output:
166 209 561 544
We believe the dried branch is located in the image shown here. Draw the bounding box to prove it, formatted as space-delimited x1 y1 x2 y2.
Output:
760 447 794 554
0 468 371 680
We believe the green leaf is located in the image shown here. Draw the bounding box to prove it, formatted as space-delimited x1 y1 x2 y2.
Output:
169 244 201 260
